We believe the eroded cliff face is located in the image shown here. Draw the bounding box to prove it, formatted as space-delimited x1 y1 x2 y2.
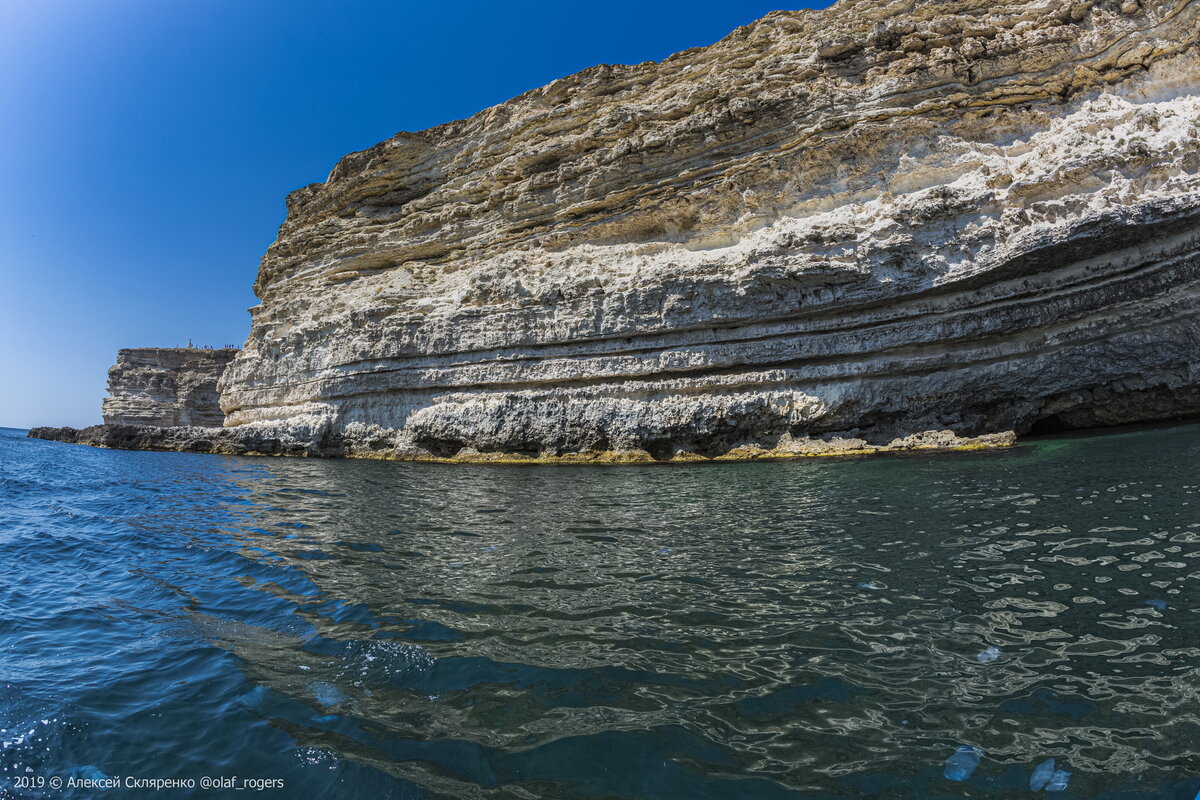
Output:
215 0 1200 461
103 348 240 428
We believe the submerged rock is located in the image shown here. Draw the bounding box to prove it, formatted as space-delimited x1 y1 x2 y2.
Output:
309 681 351 709
1030 758 1056 790
1045 768 1072 792
943 745 983 781
976 646 1002 663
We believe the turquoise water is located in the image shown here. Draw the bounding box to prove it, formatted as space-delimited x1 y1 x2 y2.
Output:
1 424 1198 799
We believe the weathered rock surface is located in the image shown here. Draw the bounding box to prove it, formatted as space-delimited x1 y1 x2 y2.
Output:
103 348 239 427
204 0 1200 462
29 423 332 457
27 427 81 444
40 0 1200 462
27 423 1016 462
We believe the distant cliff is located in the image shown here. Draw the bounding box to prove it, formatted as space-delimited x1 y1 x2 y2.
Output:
103 348 239 427
32 0 1200 462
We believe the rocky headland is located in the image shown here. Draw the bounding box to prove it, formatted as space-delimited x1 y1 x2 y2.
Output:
30 347 241 450
31 0 1200 463
103 348 239 427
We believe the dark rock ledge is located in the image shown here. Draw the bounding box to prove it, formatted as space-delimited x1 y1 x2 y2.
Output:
27 424 1017 464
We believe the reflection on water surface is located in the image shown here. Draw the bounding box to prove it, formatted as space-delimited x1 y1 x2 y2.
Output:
1 425 1198 798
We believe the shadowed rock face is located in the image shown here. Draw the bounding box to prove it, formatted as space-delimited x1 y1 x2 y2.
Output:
26 423 1017 462
198 0 1200 460
103 348 240 428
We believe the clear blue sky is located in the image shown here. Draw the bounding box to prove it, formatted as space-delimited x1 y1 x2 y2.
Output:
0 0 834 429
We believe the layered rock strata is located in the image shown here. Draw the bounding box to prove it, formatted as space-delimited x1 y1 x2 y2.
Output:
102 348 239 427
37 0 1200 462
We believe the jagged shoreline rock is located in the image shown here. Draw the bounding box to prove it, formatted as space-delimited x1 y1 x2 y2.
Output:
27 423 1016 463
31 0 1200 463
29 423 328 457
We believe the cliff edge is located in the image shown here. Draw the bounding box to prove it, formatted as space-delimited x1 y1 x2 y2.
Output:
103 348 240 427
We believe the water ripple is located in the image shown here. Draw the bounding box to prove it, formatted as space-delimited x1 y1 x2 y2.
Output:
2 425 1200 797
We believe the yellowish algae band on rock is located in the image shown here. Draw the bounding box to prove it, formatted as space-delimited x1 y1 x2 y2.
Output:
370 430 1014 464
28 0 1200 463
30 425 1016 464
386 431 1018 465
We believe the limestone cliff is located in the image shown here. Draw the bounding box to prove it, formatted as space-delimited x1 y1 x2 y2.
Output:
40 0 1200 462
209 0 1200 462
103 348 239 428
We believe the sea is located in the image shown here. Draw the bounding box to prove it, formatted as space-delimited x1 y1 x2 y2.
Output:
1 423 1198 799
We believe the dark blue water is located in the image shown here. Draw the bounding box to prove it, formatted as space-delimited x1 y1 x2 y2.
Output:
2 424 1199 799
